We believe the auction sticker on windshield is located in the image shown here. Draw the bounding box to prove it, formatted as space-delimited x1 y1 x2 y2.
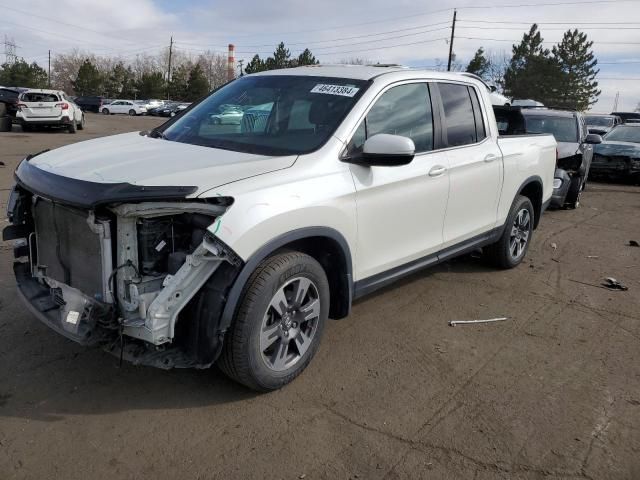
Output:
311 84 360 97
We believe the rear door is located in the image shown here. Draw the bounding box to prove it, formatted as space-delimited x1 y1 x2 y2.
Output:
20 92 62 119
110 101 124 113
434 82 502 245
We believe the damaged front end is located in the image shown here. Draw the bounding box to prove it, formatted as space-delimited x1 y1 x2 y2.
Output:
4 158 241 369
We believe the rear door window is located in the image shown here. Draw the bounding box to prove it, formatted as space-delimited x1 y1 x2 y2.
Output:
438 83 478 147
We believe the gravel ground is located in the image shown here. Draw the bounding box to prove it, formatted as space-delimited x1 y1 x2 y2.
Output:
0 114 639 480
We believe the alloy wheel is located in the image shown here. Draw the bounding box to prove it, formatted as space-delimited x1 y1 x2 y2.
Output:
259 276 321 372
509 208 531 260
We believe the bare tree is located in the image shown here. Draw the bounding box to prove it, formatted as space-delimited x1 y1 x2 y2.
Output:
51 49 95 93
196 50 228 89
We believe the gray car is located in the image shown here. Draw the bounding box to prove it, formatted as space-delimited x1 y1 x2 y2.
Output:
495 107 602 208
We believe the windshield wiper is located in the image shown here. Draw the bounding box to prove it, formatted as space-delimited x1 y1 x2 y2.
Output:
148 127 167 140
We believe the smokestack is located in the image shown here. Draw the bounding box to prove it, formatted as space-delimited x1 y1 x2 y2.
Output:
227 44 235 82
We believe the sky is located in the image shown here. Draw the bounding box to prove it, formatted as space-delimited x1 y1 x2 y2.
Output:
1 0 639 111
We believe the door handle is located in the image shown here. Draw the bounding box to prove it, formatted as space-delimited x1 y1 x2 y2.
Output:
484 154 498 163
428 165 447 177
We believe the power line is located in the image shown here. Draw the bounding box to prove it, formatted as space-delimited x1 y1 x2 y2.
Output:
0 2 158 49
460 19 640 25
177 21 452 49
458 36 640 45
458 24 640 30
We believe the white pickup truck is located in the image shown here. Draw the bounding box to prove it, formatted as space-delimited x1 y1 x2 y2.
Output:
5 66 556 391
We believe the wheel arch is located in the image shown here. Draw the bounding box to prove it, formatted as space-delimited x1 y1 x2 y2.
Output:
516 176 544 228
219 227 354 333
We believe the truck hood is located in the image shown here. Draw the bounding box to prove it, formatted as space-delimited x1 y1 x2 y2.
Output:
28 132 297 195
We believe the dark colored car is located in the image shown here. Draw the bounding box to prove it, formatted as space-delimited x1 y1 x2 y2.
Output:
74 96 107 113
495 106 602 208
611 111 640 124
0 87 23 118
591 124 640 181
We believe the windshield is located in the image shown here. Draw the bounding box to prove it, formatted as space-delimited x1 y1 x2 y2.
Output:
604 126 640 143
162 75 369 156
586 116 614 127
524 115 577 143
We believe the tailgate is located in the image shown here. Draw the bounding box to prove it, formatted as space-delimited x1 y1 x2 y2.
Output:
22 101 62 118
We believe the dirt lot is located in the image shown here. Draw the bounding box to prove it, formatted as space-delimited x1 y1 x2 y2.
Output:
0 114 639 480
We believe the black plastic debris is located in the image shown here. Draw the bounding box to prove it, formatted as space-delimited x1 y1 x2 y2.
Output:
629 240 639 247
602 277 628 291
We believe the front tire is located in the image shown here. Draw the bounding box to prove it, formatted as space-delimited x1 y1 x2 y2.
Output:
485 195 534 269
218 251 329 391
564 175 583 209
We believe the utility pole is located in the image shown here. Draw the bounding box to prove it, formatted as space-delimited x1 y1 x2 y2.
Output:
167 36 173 100
447 9 457 72
48 50 51 87
238 59 244 77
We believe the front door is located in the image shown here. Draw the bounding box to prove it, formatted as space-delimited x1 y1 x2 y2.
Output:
346 82 450 281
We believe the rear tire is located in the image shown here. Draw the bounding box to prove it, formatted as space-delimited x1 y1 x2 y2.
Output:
485 195 534 269
68 118 77 133
77 114 85 130
128 109 136 116
218 251 329 391
102 108 109 115
0 115 11 132
0 103 7 116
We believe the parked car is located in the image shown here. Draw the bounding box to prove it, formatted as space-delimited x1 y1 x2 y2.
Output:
611 111 640 124
512 99 545 108
591 124 640 181
156 102 184 117
101 100 147 116
136 99 165 110
4 66 556 391
16 89 85 133
494 106 601 208
209 105 243 124
74 96 108 113
0 87 24 119
585 114 622 135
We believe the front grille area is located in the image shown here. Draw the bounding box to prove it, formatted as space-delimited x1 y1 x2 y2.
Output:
33 200 106 299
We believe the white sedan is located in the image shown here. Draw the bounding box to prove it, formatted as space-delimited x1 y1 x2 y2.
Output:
101 100 147 116
17 89 85 133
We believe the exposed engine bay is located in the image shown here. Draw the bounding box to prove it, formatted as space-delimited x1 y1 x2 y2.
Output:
6 180 241 369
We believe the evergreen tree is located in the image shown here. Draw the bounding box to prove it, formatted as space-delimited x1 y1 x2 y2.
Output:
503 24 562 105
466 48 489 79
73 59 103 95
266 42 291 70
103 62 129 97
552 29 600 110
120 66 137 98
169 63 191 100
244 55 266 74
186 63 209 100
296 49 319 67
136 72 165 99
0 58 48 88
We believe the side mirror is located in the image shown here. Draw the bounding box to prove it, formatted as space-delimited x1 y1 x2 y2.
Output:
585 133 602 144
347 134 415 167
490 85 497 93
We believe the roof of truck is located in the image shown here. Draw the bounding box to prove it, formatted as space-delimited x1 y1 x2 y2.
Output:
252 65 482 83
